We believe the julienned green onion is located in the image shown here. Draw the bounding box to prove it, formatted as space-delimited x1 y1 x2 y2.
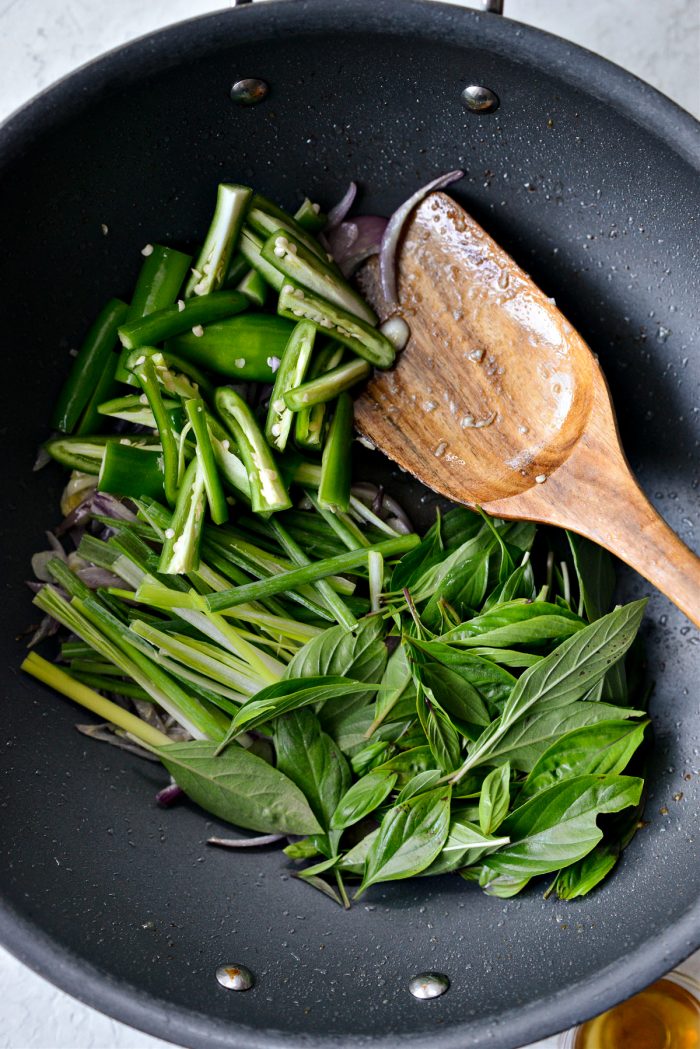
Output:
285 358 370 412
265 321 316 452
185 183 252 298
22 652 171 748
206 535 420 611
215 387 291 514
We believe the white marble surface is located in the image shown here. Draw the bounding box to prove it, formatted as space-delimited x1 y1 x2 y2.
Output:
1 1 698 1047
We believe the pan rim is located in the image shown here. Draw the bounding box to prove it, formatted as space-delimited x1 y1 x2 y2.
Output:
1 2 698 1047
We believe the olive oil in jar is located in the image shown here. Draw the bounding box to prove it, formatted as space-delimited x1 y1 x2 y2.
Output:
573 976 700 1049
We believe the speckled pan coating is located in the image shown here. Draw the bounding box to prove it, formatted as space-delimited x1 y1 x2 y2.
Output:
0 3 698 1048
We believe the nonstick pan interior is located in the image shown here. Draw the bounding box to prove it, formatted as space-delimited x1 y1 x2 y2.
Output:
0 3 698 1047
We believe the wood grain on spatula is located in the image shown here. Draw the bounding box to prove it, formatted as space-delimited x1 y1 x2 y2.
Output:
355 192 700 626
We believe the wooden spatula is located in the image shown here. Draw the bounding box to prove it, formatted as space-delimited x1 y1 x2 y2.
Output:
355 191 700 626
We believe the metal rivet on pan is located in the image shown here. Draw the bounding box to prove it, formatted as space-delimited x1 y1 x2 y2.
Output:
216 964 254 991
230 79 269 106
408 971 450 1000
461 85 500 114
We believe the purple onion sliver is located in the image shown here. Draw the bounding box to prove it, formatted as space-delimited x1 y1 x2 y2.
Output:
155 783 185 808
91 492 138 522
27 614 60 648
326 180 357 229
326 215 388 276
379 169 465 306
208 834 285 849
33 445 51 472
55 494 96 536
76 566 126 590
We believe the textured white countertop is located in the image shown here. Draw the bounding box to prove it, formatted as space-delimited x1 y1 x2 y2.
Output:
1 2 698 1047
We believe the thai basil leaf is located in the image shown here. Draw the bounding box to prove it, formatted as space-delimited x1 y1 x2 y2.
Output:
482 559 536 612
350 740 392 775
293 871 343 907
337 828 379 874
566 532 627 703
409 640 515 712
421 549 490 628
395 770 441 805
375 746 434 786
464 648 544 669
553 842 619 900
479 762 511 834
475 867 531 898
420 819 509 877
478 508 514 582
456 601 646 775
284 837 321 860
274 708 350 830
418 690 462 772
157 740 322 835
221 675 381 741
519 719 648 800
567 532 615 621
356 786 452 896
368 643 416 734
482 774 643 878
330 769 397 830
469 701 643 774
419 661 491 733
442 600 585 649
391 512 447 592
284 614 387 683
411 522 486 604
552 763 649 899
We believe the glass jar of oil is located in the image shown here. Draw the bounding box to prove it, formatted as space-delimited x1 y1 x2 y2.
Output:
561 971 700 1049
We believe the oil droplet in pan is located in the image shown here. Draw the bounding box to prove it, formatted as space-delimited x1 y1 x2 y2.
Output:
573 976 700 1049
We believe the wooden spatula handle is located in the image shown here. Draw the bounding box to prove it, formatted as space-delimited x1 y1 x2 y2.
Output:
565 473 700 628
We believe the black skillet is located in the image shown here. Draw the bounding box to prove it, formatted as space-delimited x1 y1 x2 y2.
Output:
0 2 698 1047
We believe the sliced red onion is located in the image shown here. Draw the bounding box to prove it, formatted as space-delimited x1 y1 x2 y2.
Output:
351 482 414 534
326 180 357 229
379 315 410 351
27 613 61 648
208 834 284 848
33 445 51 472
75 565 126 590
76 723 160 762
91 492 138 522
379 169 465 306
156 782 185 807
31 538 68 581
326 215 388 276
